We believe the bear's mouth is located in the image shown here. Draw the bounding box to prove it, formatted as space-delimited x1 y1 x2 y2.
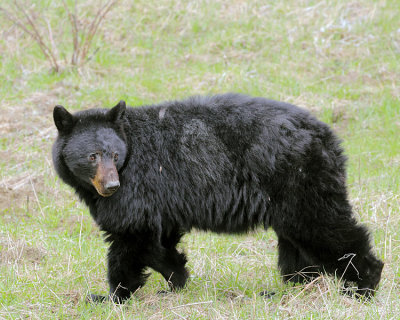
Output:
91 180 118 197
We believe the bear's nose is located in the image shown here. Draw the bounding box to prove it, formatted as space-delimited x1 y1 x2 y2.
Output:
105 181 120 193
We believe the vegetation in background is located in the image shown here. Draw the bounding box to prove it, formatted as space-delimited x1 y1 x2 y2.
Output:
0 0 399 318
0 0 118 72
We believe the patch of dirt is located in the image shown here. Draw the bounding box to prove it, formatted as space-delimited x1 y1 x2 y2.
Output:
223 289 247 301
0 174 44 213
60 291 81 305
0 93 54 214
0 236 47 266
0 186 29 213
59 213 98 236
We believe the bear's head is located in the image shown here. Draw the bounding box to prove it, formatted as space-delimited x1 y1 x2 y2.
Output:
53 101 128 197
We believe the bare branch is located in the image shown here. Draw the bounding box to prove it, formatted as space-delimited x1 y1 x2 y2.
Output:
62 0 80 65
0 5 53 66
45 17 58 63
79 0 118 65
8 0 59 71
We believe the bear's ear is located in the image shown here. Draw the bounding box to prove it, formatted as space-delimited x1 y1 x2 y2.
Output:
107 100 126 123
53 105 75 133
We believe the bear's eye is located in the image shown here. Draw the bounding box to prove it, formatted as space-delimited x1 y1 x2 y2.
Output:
88 153 97 162
113 153 119 162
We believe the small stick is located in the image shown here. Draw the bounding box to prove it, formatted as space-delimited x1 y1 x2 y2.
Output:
170 300 213 310
30 178 45 218
170 310 187 320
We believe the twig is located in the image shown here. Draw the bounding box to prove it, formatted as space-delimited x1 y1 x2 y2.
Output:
36 273 64 304
29 178 45 218
338 253 359 283
62 0 80 65
45 17 58 62
170 300 213 310
170 310 187 320
287 276 322 304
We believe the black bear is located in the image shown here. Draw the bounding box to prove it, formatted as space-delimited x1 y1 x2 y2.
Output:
52 94 383 302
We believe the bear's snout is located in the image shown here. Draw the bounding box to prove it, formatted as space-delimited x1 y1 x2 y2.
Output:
90 160 120 197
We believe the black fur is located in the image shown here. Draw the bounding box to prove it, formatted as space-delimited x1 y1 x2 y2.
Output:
52 94 383 302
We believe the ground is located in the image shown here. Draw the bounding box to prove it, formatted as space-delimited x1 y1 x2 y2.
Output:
0 0 399 319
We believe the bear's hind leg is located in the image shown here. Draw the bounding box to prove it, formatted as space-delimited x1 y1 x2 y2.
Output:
282 218 383 299
148 230 189 291
353 253 384 298
150 247 189 291
326 229 384 298
317 223 383 298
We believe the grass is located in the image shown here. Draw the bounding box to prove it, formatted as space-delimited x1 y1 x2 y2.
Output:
0 0 399 318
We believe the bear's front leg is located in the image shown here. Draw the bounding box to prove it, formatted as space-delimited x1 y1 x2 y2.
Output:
107 243 149 302
88 233 149 303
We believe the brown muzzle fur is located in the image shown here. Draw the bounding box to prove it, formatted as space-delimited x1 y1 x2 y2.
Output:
90 161 120 197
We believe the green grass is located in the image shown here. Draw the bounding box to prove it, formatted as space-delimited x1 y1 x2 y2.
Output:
0 0 399 318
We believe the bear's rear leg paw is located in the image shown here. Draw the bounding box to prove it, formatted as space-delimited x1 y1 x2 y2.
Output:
259 290 276 298
86 293 108 304
354 288 376 300
166 268 189 292
86 292 132 304
157 290 172 296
